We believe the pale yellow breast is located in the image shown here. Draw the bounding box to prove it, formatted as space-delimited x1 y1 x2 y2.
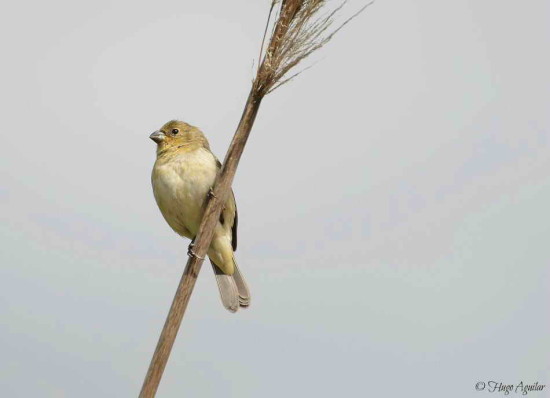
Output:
152 148 218 238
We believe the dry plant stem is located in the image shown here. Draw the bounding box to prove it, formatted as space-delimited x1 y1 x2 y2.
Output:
138 89 262 398
139 1 372 396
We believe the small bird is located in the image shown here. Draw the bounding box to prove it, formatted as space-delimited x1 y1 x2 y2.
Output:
149 120 250 312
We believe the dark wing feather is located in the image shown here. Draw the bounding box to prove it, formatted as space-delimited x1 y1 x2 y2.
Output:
231 192 238 251
214 156 238 252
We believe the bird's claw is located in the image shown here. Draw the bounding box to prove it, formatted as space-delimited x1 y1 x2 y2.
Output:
187 242 204 260
188 250 204 260
208 188 217 199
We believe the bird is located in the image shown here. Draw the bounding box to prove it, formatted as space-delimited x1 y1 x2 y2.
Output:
149 120 250 312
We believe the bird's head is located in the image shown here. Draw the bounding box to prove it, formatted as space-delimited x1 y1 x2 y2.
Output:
150 120 209 154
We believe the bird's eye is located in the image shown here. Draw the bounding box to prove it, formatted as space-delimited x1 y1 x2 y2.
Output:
172 129 179 135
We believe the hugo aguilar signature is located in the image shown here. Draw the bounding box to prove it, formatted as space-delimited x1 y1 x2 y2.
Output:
475 381 546 395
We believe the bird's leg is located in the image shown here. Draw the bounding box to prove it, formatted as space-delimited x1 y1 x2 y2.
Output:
187 238 204 260
187 238 195 254
208 187 217 200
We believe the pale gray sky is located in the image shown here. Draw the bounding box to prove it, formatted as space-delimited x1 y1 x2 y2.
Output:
1 1 549 397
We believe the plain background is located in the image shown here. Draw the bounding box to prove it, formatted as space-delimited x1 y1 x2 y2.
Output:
1 1 549 397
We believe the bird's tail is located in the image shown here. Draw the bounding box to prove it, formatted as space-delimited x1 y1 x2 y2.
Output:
232 257 251 308
211 256 250 313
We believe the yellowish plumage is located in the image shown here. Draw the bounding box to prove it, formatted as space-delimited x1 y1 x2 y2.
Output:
150 120 249 312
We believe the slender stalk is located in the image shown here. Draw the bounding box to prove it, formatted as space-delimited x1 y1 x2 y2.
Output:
138 1 372 396
138 89 262 398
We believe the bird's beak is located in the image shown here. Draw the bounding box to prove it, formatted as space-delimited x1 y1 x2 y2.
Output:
149 130 165 143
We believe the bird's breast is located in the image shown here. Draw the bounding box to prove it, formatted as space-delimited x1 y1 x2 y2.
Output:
152 149 218 236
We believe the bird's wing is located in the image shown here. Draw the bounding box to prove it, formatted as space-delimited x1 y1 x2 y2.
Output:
214 156 238 251
229 190 238 251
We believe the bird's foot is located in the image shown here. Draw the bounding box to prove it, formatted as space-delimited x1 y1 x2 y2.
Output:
187 242 204 260
208 187 217 199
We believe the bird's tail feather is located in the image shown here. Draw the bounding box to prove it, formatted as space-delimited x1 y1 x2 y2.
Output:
210 257 250 312
211 261 239 313
232 257 250 308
